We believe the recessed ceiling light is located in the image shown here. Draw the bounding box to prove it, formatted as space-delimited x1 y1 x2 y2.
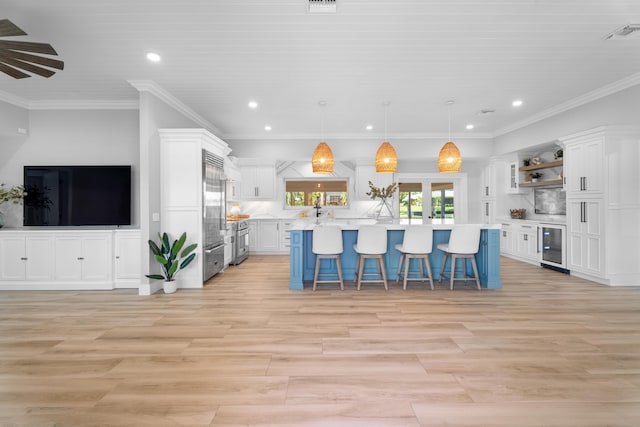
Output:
366 125 373 131
248 101 258 109
512 99 523 107
146 52 161 62
466 124 474 130
264 125 272 131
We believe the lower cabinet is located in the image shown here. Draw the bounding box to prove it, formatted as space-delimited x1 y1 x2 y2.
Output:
55 233 112 282
567 199 604 278
0 235 53 281
0 229 141 290
249 219 294 254
499 220 541 265
114 230 142 288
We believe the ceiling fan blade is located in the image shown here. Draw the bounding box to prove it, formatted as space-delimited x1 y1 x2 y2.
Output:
0 53 57 77
0 48 64 70
0 62 30 79
0 19 27 37
0 40 58 55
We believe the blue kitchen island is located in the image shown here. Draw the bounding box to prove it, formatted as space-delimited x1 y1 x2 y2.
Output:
288 220 502 290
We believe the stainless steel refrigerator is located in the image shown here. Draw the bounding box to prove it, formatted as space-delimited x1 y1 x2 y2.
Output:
202 149 226 281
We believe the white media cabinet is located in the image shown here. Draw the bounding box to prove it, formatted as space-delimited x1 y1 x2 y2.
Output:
0 228 141 290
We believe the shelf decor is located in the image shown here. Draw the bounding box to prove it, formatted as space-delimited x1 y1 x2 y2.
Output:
0 184 27 228
366 181 398 221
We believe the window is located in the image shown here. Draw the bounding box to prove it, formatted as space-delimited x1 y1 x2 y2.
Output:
284 179 348 208
431 182 454 219
399 182 423 219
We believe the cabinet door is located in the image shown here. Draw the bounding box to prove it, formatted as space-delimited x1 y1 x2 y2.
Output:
248 221 258 251
55 237 83 280
500 227 514 255
114 232 141 281
259 221 280 251
481 164 495 199
0 237 26 280
567 199 603 276
82 236 111 281
482 200 495 224
240 166 275 200
25 236 54 281
565 139 603 196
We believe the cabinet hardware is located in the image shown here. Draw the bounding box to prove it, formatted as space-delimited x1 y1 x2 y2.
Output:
115 256 120 259
20 257 28 261
77 257 84 260
583 176 587 191
524 234 528 241
536 227 540 253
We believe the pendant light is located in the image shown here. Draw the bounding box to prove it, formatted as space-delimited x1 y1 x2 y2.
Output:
312 101 334 174
438 100 462 173
376 101 397 173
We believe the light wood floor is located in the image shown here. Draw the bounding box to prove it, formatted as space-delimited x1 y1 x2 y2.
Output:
1 256 640 426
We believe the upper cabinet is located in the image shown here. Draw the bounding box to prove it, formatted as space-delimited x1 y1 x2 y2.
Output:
240 165 276 200
563 138 603 197
480 163 496 199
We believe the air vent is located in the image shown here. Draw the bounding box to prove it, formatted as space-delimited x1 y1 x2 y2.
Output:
477 109 496 115
605 24 640 40
309 0 336 14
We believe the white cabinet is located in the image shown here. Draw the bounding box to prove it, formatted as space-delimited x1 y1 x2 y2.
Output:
500 222 515 255
248 219 294 254
567 199 604 277
515 224 539 262
355 165 393 200
564 137 603 196
506 161 527 194
54 233 112 282
0 235 53 281
279 220 294 250
241 165 276 200
481 200 495 225
481 163 496 199
258 220 280 252
114 230 141 288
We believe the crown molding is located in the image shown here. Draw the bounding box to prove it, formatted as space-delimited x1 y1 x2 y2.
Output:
128 80 223 136
224 132 494 141
494 72 640 137
0 90 30 109
29 99 139 110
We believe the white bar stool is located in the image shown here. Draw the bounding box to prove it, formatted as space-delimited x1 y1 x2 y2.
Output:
353 225 388 290
312 225 344 290
437 224 482 290
395 225 434 290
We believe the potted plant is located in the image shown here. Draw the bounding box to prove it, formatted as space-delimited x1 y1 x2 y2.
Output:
146 232 197 294
366 181 398 221
530 172 543 182
522 158 531 167
0 184 27 228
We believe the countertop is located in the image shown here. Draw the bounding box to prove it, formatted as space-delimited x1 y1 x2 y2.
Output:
288 218 501 231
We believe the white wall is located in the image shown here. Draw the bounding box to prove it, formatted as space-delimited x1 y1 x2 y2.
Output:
494 85 640 155
0 101 28 136
0 109 139 228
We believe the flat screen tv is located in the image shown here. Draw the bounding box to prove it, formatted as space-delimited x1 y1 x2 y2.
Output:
23 165 132 226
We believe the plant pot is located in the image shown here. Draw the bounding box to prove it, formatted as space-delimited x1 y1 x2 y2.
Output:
163 280 177 294
531 178 538 183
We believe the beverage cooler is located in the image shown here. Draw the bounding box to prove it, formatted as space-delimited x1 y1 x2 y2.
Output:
540 223 567 272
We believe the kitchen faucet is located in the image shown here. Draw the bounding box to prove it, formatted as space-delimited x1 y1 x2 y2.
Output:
314 198 322 218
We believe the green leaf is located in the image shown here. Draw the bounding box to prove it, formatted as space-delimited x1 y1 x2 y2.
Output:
161 233 170 254
181 243 197 258
148 240 161 256
172 232 187 256
167 260 179 277
145 274 165 280
180 252 196 269
154 254 169 265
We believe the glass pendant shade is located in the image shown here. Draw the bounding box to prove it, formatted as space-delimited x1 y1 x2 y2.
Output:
312 141 334 174
375 141 397 173
438 141 462 173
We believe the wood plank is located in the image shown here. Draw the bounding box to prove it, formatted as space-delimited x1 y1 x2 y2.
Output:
1 255 640 425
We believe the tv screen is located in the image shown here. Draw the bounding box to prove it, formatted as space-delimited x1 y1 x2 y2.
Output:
534 188 566 215
23 165 132 226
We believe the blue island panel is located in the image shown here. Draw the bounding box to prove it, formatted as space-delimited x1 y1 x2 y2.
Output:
289 228 501 290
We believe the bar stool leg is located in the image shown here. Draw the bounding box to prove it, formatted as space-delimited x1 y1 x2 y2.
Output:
396 253 405 283
424 257 434 290
450 255 457 290
313 257 321 291
470 256 481 290
378 255 388 290
336 257 344 291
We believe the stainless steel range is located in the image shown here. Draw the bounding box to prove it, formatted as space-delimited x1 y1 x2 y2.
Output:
230 220 249 265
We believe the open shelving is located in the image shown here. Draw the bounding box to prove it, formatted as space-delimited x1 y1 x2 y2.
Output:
519 159 563 188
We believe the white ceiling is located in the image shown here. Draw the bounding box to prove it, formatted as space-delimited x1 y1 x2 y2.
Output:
1 0 639 141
